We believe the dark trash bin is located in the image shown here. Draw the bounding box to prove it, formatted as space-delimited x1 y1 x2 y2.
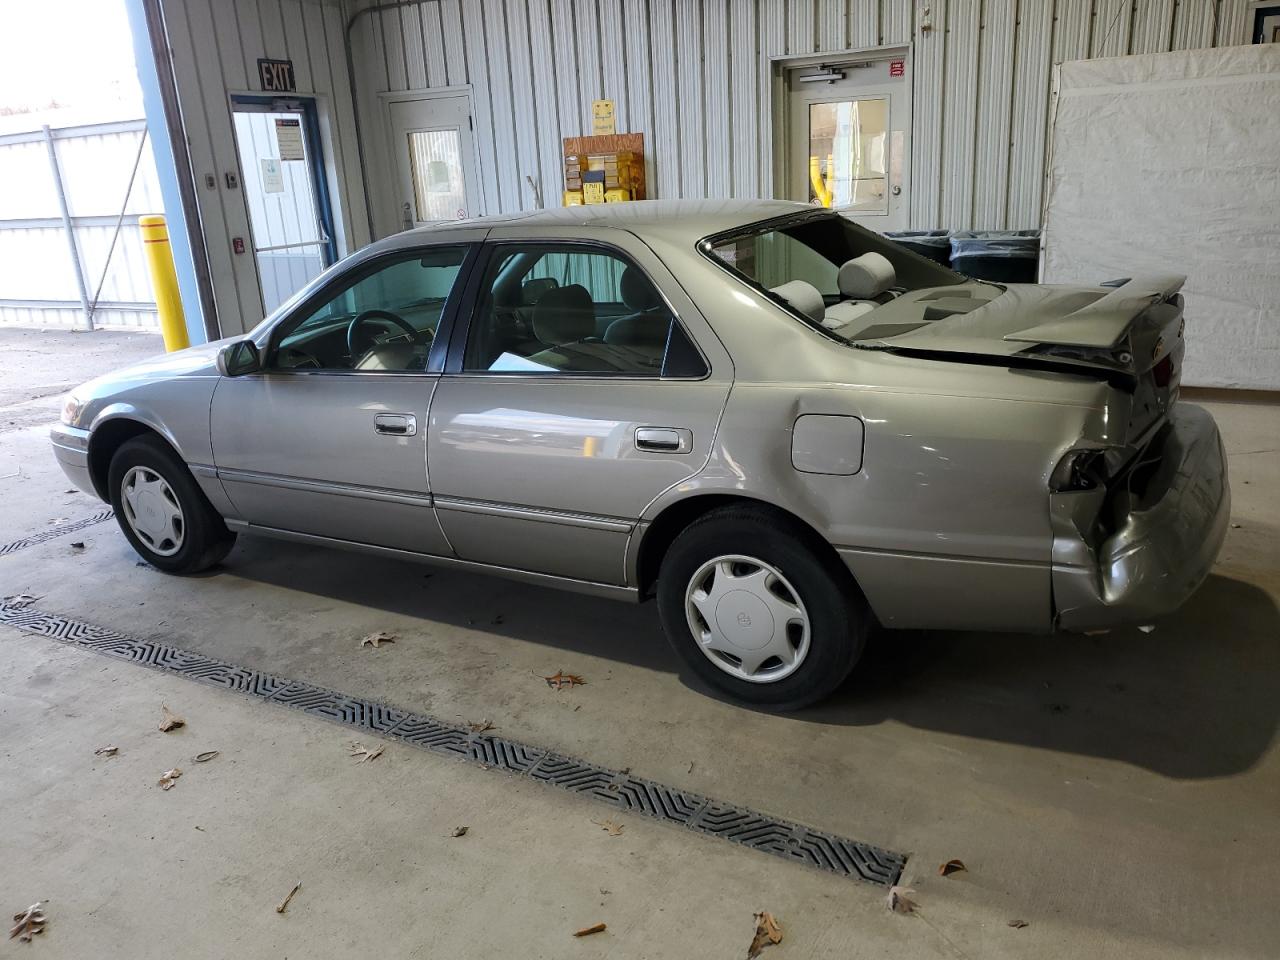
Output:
948 230 1040 283
884 230 952 267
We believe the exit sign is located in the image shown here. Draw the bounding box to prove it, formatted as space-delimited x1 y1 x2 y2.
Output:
257 58 296 93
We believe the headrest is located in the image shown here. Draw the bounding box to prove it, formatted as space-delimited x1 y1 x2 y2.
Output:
838 252 896 299
769 280 825 322
532 283 595 345
620 266 662 312
521 276 559 305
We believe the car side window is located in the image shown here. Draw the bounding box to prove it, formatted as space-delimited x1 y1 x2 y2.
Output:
462 244 705 377
270 246 468 372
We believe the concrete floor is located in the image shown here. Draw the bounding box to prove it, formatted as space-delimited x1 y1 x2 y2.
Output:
1 329 1278 958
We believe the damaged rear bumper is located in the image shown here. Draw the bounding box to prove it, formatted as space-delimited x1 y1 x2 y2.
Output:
1051 403 1230 631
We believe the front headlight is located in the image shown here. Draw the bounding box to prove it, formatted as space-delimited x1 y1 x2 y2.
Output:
60 392 84 427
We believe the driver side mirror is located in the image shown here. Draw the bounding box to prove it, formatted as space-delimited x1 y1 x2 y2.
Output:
216 340 262 377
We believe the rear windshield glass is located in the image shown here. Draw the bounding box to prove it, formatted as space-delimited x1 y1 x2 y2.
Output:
704 213 967 338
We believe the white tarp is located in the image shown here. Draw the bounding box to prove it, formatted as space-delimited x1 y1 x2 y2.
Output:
1042 45 1280 390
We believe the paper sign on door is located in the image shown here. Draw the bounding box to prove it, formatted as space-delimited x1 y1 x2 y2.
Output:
274 118 305 161
261 158 284 193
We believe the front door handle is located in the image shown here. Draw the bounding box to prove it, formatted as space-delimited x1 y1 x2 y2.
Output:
635 426 691 453
374 413 417 437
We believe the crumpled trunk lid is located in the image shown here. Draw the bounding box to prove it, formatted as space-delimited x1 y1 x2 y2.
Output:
851 276 1186 380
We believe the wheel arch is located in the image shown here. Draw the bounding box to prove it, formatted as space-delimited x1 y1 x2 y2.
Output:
633 493 858 600
87 417 181 501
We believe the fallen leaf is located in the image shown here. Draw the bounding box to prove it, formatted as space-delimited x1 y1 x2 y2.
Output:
573 922 606 938
276 881 302 914
158 768 183 790
349 742 384 763
938 858 967 877
70 541 85 550
1008 919 1029 929
451 826 468 838
747 911 783 958
591 818 624 837
887 885 917 914
158 704 185 732
192 750 220 763
359 631 397 649
544 670 586 690
466 718 494 733
9 902 46 942
94 745 119 758
1 594 39 608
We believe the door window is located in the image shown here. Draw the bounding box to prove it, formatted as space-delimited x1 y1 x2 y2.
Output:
407 129 467 222
271 247 468 372
807 98 888 212
462 245 706 378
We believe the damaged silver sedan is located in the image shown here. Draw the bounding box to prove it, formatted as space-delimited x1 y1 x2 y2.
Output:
51 200 1230 708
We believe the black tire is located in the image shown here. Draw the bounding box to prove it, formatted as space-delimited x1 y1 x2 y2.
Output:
656 506 867 710
108 435 236 574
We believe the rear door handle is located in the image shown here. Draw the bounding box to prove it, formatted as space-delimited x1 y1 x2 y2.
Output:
635 426 691 453
374 413 417 437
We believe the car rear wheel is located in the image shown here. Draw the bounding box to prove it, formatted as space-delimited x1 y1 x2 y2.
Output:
656 506 867 709
108 435 236 574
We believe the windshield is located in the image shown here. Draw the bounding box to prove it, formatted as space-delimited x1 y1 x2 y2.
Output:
704 212 970 340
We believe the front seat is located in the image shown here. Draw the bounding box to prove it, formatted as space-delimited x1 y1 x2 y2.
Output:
604 266 669 348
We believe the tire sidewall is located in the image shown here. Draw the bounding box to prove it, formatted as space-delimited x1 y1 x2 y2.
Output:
656 514 864 709
108 437 222 573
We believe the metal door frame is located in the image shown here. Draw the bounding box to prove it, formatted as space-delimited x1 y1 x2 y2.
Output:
229 94 339 266
770 45 912 225
378 86 480 232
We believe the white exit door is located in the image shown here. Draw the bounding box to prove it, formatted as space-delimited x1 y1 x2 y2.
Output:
387 95 480 229
785 55 910 231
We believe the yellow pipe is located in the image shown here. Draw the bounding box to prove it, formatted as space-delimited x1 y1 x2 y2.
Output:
139 215 190 352
808 156 831 208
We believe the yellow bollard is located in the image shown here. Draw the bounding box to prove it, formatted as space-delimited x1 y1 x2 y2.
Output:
139 215 190 352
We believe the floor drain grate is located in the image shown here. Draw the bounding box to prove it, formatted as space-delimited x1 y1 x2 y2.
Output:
0 509 114 556
0 602 906 887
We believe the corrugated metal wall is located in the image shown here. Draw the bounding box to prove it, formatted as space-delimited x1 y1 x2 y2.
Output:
344 0 1255 233
159 0 368 335
162 0 1256 333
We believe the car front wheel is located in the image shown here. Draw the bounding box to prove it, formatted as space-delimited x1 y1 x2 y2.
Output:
108 435 236 574
656 506 867 710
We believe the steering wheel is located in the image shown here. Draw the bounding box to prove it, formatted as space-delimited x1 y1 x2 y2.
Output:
346 309 427 359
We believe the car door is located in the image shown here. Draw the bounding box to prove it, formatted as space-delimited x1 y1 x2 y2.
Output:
427 227 733 585
209 238 480 555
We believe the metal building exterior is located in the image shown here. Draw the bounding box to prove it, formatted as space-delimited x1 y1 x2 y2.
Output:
148 0 1257 338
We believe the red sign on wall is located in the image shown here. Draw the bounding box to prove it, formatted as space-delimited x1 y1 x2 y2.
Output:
889 59 905 77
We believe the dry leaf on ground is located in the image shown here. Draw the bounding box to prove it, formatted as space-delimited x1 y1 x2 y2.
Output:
466 719 494 733
887 885 917 914
158 768 183 790
451 826 468 838
192 750 220 763
573 922 606 938
9 903 46 942
94 745 119 758
1 594 40 607
359 631 397 649
349 742 384 763
591 818 624 837
544 670 586 690
747 912 783 958
938 858 967 877
1008 919 1029 929
276 882 302 914
158 704 185 732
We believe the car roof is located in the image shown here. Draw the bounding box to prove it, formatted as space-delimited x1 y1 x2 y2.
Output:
378 198 811 249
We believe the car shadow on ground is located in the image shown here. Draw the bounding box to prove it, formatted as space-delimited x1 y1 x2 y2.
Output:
221 537 1279 780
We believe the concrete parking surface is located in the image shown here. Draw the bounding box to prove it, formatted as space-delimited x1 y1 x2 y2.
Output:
1 329 1278 958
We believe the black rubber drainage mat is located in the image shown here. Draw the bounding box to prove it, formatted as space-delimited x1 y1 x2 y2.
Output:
0 600 906 888
0 509 114 556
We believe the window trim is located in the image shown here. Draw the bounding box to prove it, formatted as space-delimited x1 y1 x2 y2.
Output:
444 238 711 381
255 242 482 377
